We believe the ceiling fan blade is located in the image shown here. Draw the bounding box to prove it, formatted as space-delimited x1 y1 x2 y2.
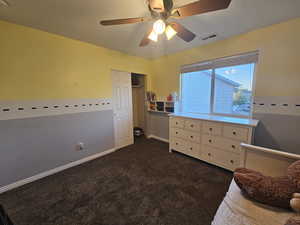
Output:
139 28 153 47
172 0 231 18
170 22 196 42
100 17 148 26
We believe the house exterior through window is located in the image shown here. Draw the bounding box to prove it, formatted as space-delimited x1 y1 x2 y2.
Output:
180 52 258 117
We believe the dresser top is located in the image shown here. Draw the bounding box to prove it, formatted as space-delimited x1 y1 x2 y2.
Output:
169 113 259 127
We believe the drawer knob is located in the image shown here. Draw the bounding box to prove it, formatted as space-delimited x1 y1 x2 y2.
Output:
190 136 194 138
208 153 211 156
191 125 194 128
230 160 234 164
233 131 237 135
176 143 178 145
232 145 236 149
176 122 178 125
176 132 178 134
190 147 193 150
209 139 212 143
209 128 213 131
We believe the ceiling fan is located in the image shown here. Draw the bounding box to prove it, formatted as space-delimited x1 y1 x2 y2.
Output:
100 0 232 47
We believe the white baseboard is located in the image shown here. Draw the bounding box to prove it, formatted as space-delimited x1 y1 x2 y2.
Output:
147 135 169 143
0 148 116 194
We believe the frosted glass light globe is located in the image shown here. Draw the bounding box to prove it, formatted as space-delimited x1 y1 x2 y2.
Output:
153 19 166 35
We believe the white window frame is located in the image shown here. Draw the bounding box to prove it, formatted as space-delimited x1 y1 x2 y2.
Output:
179 51 259 118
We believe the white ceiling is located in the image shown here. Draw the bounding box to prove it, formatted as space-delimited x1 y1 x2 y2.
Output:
1 0 300 59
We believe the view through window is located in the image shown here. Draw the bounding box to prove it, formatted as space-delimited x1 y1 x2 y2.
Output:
214 63 255 116
180 53 257 117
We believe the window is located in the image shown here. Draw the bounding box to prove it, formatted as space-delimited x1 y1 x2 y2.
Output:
180 52 258 117
181 69 212 114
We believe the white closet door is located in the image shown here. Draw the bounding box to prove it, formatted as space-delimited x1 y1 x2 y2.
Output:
111 70 133 149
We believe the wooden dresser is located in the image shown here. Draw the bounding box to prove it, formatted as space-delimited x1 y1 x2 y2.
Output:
169 113 259 171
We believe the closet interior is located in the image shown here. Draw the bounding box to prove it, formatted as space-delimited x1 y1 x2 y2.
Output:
131 73 146 138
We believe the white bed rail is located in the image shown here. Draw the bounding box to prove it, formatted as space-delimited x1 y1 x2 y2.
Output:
241 143 300 176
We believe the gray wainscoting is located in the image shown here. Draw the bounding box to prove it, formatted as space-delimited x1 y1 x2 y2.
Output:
0 110 114 187
147 111 300 155
148 112 169 140
253 113 300 154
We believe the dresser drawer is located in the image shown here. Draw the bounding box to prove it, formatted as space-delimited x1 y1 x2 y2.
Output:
202 122 222 136
184 142 201 158
202 135 241 154
201 135 220 148
170 117 185 128
170 138 186 153
202 147 214 162
212 149 240 170
185 131 201 143
185 119 202 132
170 128 187 139
223 125 249 142
222 138 241 154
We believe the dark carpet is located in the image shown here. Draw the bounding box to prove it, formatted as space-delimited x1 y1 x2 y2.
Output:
0 137 232 225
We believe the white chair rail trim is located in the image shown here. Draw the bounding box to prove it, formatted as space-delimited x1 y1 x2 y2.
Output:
253 96 300 116
0 98 112 120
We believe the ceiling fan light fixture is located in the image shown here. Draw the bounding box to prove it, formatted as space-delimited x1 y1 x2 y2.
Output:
165 25 177 40
153 19 166 35
148 30 158 42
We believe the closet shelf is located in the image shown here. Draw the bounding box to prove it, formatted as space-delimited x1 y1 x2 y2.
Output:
148 110 171 114
132 85 144 88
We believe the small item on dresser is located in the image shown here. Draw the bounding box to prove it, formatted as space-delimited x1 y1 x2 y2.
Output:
165 101 174 113
156 101 164 111
151 92 156 101
171 92 178 102
234 165 300 209
146 91 156 101
146 91 151 101
149 101 156 110
167 94 173 102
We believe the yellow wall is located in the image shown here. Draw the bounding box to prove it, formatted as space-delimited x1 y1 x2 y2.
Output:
151 17 300 98
0 20 153 100
1 17 300 101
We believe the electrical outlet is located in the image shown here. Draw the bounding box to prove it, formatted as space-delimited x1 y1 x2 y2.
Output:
76 142 85 151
